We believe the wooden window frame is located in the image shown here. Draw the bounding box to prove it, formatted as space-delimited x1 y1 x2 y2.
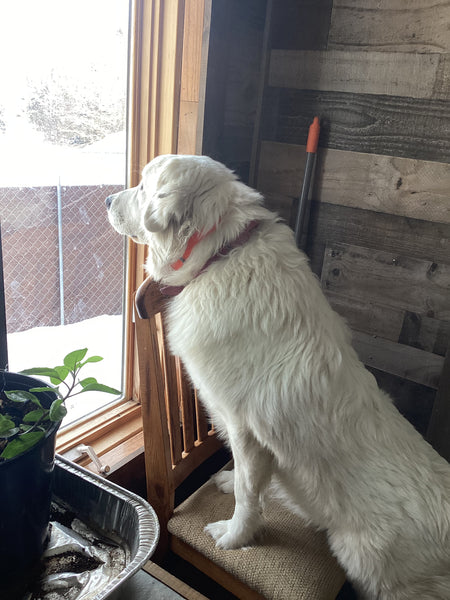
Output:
57 0 209 474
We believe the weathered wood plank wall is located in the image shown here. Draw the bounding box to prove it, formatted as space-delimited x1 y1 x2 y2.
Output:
251 1 450 442
201 1 450 447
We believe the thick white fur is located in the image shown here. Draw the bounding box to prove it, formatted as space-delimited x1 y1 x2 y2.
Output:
107 154 450 599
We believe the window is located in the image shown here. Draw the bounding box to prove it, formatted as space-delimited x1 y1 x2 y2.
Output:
0 0 130 425
0 0 207 471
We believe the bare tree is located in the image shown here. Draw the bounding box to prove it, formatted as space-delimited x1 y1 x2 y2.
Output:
26 71 125 147
0 107 5 134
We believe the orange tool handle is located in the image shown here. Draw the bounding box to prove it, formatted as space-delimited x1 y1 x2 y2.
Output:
306 116 320 153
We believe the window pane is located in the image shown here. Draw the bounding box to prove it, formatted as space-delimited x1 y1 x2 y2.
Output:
0 0 129 425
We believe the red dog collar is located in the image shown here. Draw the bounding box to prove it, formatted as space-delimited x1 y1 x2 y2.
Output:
161 220 260 297
170 224 217 271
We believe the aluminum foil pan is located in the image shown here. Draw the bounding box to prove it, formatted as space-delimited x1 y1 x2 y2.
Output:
49 454 159 600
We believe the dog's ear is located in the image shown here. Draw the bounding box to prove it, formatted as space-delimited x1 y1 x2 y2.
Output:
142 189 191 233
141 155 236 234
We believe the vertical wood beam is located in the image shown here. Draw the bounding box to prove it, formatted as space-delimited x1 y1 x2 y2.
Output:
126 0 186 401
177 0 209 155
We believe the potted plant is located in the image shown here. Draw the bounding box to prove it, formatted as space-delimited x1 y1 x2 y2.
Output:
0 348 120 599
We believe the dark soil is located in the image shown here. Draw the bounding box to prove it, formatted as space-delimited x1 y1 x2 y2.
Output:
44 550 103 576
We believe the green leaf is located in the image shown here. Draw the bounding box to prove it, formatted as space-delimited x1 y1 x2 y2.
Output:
49 398 67 422
79 377 98 388
23 409 46 423
3 427 20 438
63 349 88 370
82 355 103 364
5 390 39 404
1 431 45 459
0 414 16 435
78 383 121 395
20 367 63 381
30 386 60 399
50 365 70 385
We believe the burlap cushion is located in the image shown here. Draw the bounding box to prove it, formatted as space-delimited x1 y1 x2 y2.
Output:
168 467 346 599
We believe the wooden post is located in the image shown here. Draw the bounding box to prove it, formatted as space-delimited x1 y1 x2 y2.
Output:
135 306 174 558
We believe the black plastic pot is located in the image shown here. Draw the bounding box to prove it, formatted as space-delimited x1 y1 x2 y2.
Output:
0 371 60 599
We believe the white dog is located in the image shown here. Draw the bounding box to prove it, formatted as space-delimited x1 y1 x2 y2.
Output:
107 154 450 599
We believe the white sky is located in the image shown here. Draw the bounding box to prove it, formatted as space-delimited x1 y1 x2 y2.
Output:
0 0 129 186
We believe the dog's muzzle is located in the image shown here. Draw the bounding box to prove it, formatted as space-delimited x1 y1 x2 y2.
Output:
105 195 113 209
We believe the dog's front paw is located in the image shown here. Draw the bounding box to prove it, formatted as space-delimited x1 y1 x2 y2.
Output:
204 519 253 550
211 469 234 494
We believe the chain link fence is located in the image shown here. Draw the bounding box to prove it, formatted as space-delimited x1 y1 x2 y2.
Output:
1 184 124 333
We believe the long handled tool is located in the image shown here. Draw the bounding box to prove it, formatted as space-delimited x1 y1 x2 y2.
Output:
294 116 320 250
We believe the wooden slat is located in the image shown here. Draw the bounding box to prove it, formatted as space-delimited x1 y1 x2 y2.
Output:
326 290 404 343
326 290 450 358
178 358 195 453
329 0 450 53
178 100 200 155
265 88 450 163
258 142 450 225
195 390 209 442
270 0 333 51
170 538 266 600
321 243 450 321
180 0 204 102
262 191 294 225
306 202 450 277
194 0 211 155
314 148 450 224
161 335 184 466
172 434 223 489
56 401 141 454
434 54 450 101
135 311 174 556
177 0 207 155
128 0 187 410
269 50 444 100
158 0 186 155
352 331 444 389
398 312 450 357
257 141 306 197
144 561 210 600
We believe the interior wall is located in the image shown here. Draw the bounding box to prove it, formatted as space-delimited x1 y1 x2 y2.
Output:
202 0 267 182
203 0 450 453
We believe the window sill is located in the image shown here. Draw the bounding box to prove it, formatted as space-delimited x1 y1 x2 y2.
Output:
56 399 144 476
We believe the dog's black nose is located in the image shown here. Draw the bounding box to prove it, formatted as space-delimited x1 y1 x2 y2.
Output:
105 195 113 209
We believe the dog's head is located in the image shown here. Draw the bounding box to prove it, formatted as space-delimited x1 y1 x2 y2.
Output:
106 154 237 245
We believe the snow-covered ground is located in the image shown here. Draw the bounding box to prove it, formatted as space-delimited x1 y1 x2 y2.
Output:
0 123 126 187
7 314 124 426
